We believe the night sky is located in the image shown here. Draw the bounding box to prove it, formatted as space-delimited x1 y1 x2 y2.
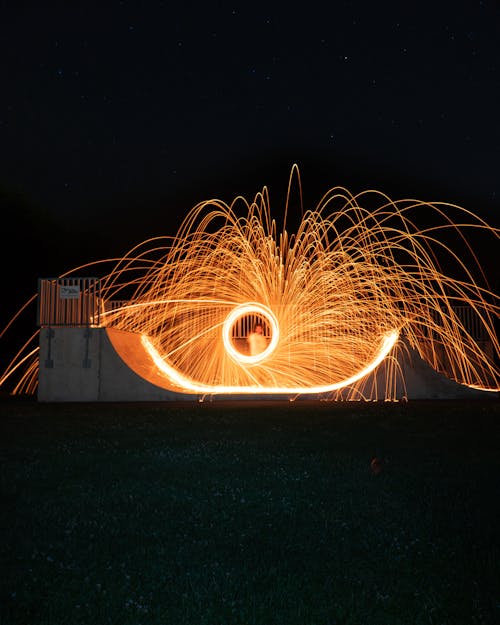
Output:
1 0 499 309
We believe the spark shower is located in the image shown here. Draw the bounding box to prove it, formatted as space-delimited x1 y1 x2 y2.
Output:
1 166 499 398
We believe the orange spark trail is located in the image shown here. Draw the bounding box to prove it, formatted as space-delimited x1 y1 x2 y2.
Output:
1 165 498 398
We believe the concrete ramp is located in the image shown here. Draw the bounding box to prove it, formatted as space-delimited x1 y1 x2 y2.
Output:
99 329 197 401
399 347 495 400
38 327 197 401
37 327 497 401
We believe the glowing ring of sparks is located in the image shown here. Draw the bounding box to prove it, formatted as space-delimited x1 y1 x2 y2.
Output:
222 302 279 365
142 329 399 394
0 165 498 398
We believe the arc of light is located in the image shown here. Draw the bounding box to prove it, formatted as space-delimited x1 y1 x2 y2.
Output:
222 302 280 365
141 329 399 395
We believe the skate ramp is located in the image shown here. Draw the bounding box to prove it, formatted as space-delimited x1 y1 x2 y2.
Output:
37 327 497 401
104 329 498 401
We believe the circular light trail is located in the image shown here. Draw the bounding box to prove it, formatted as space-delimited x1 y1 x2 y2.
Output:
141 329 399 395
0 165 498 398
222 302 279 365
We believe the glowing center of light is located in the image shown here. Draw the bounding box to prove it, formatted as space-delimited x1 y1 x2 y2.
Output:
141 329 400 394
222 302 280 365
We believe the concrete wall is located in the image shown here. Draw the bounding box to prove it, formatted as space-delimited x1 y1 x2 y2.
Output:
38 327 101 401
38 327 191 402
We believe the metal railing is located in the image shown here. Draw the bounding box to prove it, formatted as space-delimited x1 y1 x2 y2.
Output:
36 278 493 345
429 305 491 341
450 305 489 341
231 313 271 338
38 278 101 327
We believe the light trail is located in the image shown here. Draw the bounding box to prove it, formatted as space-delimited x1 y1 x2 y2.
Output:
0 165 498 398
221 303 280 365
142 329 400 395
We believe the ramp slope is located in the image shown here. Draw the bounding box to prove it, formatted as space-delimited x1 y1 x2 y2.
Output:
107 329 494 400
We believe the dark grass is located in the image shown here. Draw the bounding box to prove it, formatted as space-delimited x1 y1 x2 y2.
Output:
1 397 499 625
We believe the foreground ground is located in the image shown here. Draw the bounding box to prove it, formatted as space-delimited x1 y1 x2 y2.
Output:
0 397 499 625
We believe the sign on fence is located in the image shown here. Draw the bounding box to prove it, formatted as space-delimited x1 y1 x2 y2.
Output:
59 285 80 299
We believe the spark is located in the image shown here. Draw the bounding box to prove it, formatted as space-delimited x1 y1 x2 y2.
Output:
0 165 498 398
142 329 399 395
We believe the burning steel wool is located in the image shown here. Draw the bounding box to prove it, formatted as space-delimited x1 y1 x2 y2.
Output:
1 167 499 397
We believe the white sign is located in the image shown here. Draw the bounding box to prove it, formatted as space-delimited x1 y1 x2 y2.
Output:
59 285 80 299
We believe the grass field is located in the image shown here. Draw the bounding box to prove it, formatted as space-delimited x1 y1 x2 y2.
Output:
0 397 499 625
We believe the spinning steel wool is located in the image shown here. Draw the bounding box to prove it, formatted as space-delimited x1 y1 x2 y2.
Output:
1 167 499 398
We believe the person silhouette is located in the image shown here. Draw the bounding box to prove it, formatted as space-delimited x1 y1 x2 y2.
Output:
247 323 268 356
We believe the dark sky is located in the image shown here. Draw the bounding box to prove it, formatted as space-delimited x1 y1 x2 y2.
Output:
1 0 499 270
